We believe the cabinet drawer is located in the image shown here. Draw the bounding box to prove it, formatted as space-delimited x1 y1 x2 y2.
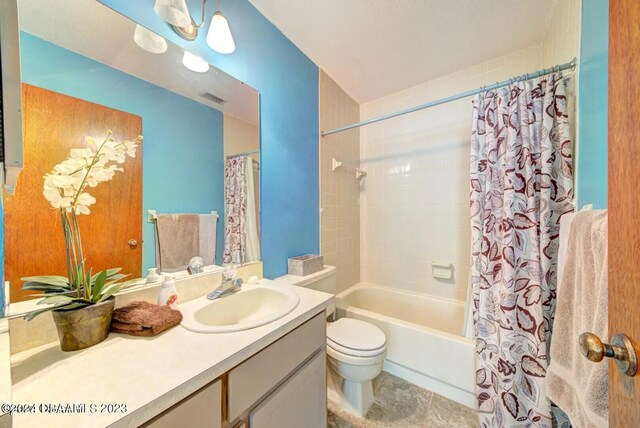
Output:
142 379 222 428
228 312 325 421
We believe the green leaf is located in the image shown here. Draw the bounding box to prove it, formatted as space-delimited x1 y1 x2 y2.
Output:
97 278 143 303
37 295 74 306
105 268 122 278
21 282 72 292
20 275 70 287
23 301 90 321
23 306 59 321
92 271 107 302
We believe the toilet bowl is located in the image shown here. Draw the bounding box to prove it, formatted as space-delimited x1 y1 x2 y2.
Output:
326 317 386 416
275 266 387 417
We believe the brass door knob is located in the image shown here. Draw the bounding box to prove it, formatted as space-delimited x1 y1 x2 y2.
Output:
579 332 638 377
128 239 139 249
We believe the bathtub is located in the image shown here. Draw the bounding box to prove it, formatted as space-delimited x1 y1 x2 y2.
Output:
335 283 476 408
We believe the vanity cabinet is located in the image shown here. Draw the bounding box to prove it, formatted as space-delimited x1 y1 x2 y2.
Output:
228 311 327 427
142 379 222 428
140 312 327 428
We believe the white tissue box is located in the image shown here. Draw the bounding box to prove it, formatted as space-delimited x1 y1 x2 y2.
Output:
288 254 324 276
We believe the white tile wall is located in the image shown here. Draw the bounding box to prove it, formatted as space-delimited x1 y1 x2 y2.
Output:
359 0 581 301
320 71 361 293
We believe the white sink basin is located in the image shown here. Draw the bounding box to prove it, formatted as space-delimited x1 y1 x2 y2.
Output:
180 280 300 333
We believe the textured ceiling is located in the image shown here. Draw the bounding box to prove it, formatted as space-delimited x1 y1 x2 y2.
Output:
249 0 557 102
18 0 259 124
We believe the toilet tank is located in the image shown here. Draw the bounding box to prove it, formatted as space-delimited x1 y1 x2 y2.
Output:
275 265 337 295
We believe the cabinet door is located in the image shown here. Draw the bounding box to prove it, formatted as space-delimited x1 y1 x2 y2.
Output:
249 350 326 428
142 379 222 428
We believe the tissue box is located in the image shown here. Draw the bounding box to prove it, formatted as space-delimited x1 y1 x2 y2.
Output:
288 254 324 276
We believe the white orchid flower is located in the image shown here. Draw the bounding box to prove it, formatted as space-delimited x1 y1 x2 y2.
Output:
43 132 140 212
77 192 96 207
74 205 91 215
70 147 93 160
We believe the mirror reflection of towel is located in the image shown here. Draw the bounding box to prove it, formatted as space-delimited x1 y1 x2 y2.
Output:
155 213 217 272
199 213 217 266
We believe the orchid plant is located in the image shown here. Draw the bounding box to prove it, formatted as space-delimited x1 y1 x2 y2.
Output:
22 131 144 320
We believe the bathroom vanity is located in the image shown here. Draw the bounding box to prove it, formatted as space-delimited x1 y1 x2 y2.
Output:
145 313 326 428
10 282 333 428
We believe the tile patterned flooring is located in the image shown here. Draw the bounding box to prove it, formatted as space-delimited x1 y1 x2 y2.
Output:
327 372 477 428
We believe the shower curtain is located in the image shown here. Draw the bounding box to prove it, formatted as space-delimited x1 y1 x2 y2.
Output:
223 156 260 264
223 156 247 264
470 73 574 427
244 159 260 262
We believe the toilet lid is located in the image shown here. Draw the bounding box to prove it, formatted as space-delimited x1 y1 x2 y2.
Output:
327 318 386 355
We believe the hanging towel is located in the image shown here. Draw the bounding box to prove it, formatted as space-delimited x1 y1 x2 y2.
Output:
557 212 577 291
199 213 218 266
155 213 200 273
546 210 608 428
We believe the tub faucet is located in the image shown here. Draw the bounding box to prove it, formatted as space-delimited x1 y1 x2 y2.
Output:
207 277 242 300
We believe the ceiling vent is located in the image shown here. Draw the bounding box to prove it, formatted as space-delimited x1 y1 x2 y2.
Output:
200 92 227 105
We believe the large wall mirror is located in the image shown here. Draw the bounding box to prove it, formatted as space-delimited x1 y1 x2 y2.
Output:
5 0 261 303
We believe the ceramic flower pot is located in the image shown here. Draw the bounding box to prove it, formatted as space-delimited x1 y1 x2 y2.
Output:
52 298 115 351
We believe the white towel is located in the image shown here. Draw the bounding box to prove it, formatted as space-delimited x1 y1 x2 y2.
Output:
546 210 608 428
557 212 576 291
199 213 218 266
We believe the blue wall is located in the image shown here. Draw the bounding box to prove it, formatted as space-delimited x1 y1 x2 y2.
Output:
100 0 320 278
20 33 225 273
578 0 609 208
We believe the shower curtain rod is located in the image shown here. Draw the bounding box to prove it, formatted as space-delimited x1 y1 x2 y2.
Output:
227 149 260 158
321 57 577 137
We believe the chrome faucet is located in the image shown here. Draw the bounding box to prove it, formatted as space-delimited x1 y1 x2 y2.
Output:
207 277 242 300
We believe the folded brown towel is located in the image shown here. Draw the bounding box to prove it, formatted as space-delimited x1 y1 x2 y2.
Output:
110 301 183 337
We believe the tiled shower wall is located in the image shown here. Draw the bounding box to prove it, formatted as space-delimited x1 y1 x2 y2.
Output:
320 71 360 293
359 0 580 302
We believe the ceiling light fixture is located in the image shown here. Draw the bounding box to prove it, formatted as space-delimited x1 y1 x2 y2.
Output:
133 24 168 54
154 0 191 27
155 0 235 54
206 7 235 54
182 50 209 72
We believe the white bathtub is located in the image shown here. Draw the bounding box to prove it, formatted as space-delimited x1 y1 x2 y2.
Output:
335 283 476 408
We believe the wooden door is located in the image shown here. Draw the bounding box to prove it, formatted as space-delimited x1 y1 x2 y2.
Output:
4 84 142 302
608 0 640 425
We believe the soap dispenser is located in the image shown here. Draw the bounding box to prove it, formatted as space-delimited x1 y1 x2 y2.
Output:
158 275 178 309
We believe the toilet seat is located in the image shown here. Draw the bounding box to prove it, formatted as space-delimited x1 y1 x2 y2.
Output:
327 318 386 358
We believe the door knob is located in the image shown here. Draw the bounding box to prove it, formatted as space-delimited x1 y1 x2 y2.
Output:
579 332 638 376
128 239 139 249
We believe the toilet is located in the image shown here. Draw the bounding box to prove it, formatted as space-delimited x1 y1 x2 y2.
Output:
275 266 387 417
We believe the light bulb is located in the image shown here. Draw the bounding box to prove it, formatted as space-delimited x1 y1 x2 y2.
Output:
133 25 167 54
182 51 209 73
206 12 236 54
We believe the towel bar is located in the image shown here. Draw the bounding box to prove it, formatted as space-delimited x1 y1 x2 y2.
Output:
147 210 218 223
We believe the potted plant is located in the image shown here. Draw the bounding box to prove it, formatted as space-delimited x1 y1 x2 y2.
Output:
21 130 144 351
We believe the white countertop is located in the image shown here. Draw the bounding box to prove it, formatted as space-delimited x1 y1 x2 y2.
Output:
11 282 333 427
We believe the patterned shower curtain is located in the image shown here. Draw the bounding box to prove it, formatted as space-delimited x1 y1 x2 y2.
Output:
223 156 247 264
470 73 574 427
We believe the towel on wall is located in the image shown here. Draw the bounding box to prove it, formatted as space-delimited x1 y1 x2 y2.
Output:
155 213 218 272
110 301 182 337
155 213 199 273
546 210 608 428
